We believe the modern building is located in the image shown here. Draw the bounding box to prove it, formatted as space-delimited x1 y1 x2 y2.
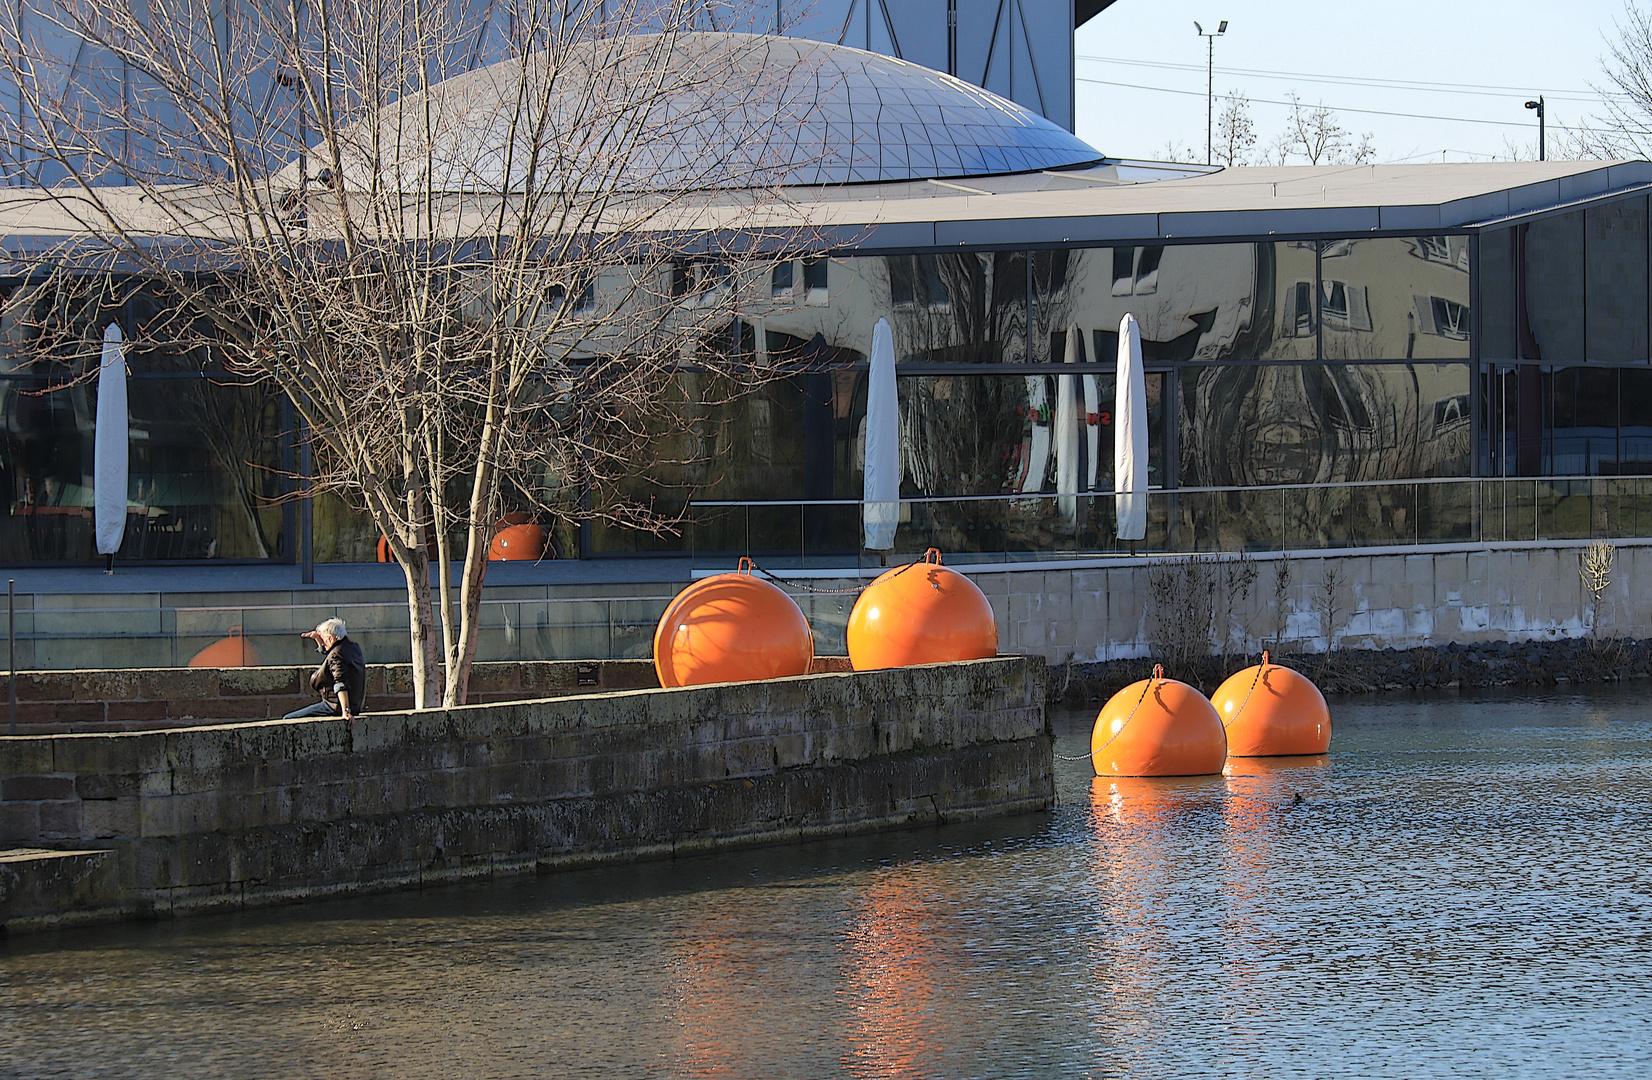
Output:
0 29 1648 583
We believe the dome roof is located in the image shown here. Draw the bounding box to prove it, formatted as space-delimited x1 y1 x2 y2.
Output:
302 32 1102 193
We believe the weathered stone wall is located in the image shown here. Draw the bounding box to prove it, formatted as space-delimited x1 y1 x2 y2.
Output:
964 541 1652 663
0 657 1049 933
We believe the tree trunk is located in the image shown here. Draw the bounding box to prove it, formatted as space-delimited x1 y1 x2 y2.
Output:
400 550 441 708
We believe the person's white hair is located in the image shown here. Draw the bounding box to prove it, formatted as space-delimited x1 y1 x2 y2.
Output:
315 617 347 640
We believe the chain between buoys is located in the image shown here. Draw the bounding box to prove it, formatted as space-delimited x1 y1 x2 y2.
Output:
750 553 932 595
1222 650 1269 730
1056 664 1162 761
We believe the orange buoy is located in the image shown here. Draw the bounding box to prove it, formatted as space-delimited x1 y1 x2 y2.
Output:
489 523 546 562
653 558 814 687
187 626 263 668
1212 651 1331 757
846 548 997 671
1090 665 1227 777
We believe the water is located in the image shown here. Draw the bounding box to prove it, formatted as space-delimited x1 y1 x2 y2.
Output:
4 687 1652 1079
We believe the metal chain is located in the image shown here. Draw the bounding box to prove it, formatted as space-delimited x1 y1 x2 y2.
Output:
750 552 930 595
1056 663 1163 761
1221 650 1270 730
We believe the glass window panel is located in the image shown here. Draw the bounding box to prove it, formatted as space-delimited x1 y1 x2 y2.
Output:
765 253 1025 366
1521 212 1585 363
1586 196 1649 363
1040 242 1317 366
1320 237 1469 361
1620 369 1652 473
1179 363 1472 488
1478 228 1516 361
0 375 286 562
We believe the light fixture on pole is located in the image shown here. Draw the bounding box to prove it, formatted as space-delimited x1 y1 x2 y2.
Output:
1524 96 1545 161
1194 20 1228 166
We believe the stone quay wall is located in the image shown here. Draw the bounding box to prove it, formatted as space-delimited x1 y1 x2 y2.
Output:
0 656 1050 933
0 660 665 735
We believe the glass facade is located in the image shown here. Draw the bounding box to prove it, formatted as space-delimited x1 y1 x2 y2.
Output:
1478 192 1652 478
8 194 1652 563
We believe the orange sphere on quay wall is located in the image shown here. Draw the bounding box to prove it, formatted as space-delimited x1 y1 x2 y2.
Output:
1090 666 1226 777
1212 652 1332 756
846 548 997 671
653 559 814 688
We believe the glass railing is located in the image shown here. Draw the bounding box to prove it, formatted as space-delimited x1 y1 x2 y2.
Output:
681 475 1652 570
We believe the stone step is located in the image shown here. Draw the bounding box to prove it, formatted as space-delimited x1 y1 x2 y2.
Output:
0 847 122 934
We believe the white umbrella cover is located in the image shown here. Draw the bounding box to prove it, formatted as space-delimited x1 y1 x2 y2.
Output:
1114 313 1148 541
95 322 129 557
1054 324 1082 525
863 317 899 549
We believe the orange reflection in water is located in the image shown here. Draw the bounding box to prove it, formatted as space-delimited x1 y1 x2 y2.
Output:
665 906 754 1080
840 872 942 1080
1219 755 1332 1052
1087 774 1226 1071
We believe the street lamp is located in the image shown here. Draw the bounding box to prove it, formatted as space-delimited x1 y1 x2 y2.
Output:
1195 20 1228 166
1525 96 1545 162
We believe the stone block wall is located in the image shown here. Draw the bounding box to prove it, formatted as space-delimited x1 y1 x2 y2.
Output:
928 540 1652 663
0 656 1050 932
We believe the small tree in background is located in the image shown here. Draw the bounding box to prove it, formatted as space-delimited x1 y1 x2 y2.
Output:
1269 93 1375 165
0 0 833 706
1214 89 1257 167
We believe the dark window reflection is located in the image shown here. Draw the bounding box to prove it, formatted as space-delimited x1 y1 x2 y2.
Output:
1521 211 1585 363
1586 197 1649 363
0 376 285 562
1478 228 1516 360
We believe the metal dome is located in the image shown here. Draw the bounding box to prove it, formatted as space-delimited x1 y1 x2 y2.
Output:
302 32 1102 193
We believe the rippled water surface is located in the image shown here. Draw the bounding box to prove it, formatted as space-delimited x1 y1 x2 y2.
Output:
4 688 1652 1078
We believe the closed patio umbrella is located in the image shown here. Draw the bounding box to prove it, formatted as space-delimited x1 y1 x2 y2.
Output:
863 317 899 550
95 322 129 571
1114 313 1147 542
1055 323 1082 525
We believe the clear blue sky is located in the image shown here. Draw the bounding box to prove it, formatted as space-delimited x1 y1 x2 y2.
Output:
1074 0 1632 164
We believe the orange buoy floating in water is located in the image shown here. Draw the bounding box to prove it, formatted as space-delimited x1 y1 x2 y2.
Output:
653 558 814 687
1090 665 1226 777
187 626 262 668
846 548 997 671
1211 651 1331 757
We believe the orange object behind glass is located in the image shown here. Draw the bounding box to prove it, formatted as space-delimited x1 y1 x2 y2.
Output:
846 549 997 671
187 626 262 668
1090 666 1226 776
488 523 546 562
1211 652 1332 756
653 559 814 687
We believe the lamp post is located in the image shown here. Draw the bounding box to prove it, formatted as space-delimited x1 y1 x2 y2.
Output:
1525 96 1545 161
1195 20 1228 166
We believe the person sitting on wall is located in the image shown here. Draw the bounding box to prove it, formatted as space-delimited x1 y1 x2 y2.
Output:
283 617 366 722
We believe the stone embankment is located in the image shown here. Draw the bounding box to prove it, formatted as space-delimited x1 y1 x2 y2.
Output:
1053 639 1652 704
0 657 1050 935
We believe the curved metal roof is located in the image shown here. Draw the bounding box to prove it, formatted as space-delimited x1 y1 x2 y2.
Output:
306 32 1102 192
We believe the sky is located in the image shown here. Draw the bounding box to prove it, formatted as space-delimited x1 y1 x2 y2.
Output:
1073 0 1636 165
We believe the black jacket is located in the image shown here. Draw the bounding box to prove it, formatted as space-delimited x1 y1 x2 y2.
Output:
310 637 367 713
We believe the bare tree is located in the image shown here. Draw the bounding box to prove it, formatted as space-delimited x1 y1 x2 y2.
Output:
1214 89 1256 167
1269 93 1375 165
1594 2 1652 159
0 0 834 706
